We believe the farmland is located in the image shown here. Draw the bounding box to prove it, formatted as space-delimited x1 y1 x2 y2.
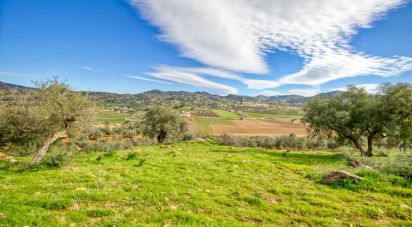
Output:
1 142 411 226
209 119 307 136
96 107 307 137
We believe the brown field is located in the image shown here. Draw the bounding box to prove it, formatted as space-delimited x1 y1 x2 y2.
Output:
209 119 307 136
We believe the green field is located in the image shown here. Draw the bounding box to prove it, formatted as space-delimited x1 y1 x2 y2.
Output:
212 109 240 119
193 118 234 134
96 111 132 124
0 142 411 226
246 112 301 120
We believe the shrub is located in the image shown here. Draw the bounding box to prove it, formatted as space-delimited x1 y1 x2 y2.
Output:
216 134 338 151
380 154 412 180
77 140 133 152
42 152 71 168
182 133 194 141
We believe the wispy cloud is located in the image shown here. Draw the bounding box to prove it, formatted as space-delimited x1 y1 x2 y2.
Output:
151 65 279 90
258 87 321 97
82 66 104 73
132 0 412 88
147 67 238 95
125 74 171 84
330 83 380 94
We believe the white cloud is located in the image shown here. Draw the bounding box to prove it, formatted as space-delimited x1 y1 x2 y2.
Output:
147 69 238 95
330 83 380 93
132 0 412 88
152 65 279 90
126 74 171 84
258 87 321 97
82 66 104 73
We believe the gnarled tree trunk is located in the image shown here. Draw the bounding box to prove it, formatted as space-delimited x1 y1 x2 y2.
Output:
348 137 366 155
365 135 374 157
157 130 167 143
31 131 67 165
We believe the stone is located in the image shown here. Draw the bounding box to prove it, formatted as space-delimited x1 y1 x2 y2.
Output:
0 152 8 159
350 160 372 169
323 170 363 184
9 159 19 164
400 204 412 211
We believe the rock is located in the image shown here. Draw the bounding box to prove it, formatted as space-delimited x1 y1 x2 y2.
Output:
400 204 412 211
0 152 8 159
323 170 363 184
350 160 372 169
9 159 19 164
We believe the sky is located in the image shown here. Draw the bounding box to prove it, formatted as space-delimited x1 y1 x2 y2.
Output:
0 0 411 96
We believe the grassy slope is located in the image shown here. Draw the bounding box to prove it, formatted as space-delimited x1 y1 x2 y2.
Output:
193 118 234 134
213 109 240 119
0 142 411 226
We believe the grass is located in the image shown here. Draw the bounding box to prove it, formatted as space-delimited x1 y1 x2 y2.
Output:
0 142 411 226
246 112 301 120
212 109 240 119
96 111 131 124
193 118 234 134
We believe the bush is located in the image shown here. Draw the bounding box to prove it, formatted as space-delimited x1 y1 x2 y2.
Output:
380 154 412 180
77 140 133 152
216 134 338 151
182 133 194 141
42 152 71 168
339 150 412 181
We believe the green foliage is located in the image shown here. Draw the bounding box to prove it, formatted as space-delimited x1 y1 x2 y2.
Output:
303 83 412 156
0 78 95 160
217 134 339 151
339 149 412 180
142 107 187 143
77 140 133 152
126 152 138 160
41 152 71 168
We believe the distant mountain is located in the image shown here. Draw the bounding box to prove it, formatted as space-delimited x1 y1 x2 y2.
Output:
0 81 31 90
0 81 343 107
313 90 344 98
256 94 308 104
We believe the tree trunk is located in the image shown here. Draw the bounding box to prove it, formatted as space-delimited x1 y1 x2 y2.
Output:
157 130 167 143
365 135 374 157
348 137 366 155
128 135 138 146
31 131 67 165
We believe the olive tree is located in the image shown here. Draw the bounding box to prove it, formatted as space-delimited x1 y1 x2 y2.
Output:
120 120 141 146
303 84 412 156
0 78 94 164
141 107 187 143
381 83 412 151
303 86 388 156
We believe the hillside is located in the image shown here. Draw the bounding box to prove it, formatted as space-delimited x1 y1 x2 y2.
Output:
0 81 342 107
1 142 410 226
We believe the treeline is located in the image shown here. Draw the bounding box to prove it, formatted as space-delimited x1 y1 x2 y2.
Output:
217 133 339 150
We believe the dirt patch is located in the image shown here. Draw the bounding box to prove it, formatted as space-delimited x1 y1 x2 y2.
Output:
210 119 307 136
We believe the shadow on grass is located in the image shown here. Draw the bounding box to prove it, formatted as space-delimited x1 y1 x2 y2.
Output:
209 147 343 166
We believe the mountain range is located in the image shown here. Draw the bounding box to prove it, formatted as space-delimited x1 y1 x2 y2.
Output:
0 81 342 107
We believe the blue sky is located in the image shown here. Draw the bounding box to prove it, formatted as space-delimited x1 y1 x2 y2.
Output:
0 0 411 96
